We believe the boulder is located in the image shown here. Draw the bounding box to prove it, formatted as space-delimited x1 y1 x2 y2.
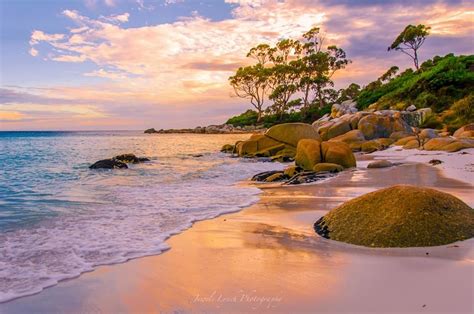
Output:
390 131 414 140
295 139 322 171
406 105 417 112
144 128 157 134
367 160 393 168
400 108 432 127
90 159 128 169
403 139 421 149
251 171 282 182
265 123 320 147
361 141 383 153
313 163 344 173
272 146 297 161
330 100 358 118
424 137 456 151
394 136 417 146
236 134 282 157
453 123 474 138
358 114 411 140
221 144 234 153
326 120 352 140
321 141 356 168
314 121 334 141
314 185 474 247
329 130 366 144
441 139 474 152
419 128 438 139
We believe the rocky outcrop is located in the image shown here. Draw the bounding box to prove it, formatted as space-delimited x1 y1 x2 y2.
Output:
89 153 150 169
145 124 261 134
89 159 128 169
400 108 432 127
314 185 474 247
358 114 411 140
295 139 322 171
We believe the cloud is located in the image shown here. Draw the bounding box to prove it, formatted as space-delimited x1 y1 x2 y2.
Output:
15 0 474 130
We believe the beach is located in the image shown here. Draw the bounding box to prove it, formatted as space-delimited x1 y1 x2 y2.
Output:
2 151 473 313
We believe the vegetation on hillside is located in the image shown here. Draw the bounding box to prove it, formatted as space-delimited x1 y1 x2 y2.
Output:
226 24 474 130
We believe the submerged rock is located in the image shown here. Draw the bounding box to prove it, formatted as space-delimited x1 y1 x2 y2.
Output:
313 163 344 173
89 159 128 169
367 160 393 168
251 171 283 182
314 185 474 247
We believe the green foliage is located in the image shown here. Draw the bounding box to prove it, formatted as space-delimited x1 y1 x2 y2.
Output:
356 54 474 113
388 24 430 69
440 93 474 132
226 109 258 126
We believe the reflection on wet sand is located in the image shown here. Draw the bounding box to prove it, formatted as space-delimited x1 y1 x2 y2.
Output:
1 163 473 313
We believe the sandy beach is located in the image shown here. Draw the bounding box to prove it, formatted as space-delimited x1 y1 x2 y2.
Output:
2 152 473 314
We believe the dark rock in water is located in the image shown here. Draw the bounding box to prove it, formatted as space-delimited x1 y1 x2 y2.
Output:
251 170 282 182
144 128 158 134
89 159 128 169
284 171 336 185
314 217 330 239
192 154 204 158
429 159 443 165
114 154 150 163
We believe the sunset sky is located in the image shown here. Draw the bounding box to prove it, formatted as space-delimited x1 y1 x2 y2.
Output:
0 0 472 130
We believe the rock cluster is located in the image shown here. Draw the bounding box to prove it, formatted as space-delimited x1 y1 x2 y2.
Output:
145 124 264 134
89 154 150 169
314 185 474 247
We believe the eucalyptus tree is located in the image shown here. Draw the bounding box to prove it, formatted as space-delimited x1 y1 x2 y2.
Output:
228 64 271 122
388 24 430 70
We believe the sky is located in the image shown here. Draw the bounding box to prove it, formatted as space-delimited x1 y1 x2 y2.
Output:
0 0 472 130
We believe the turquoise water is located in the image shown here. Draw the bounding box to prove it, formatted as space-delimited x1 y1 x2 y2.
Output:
0 131 284 302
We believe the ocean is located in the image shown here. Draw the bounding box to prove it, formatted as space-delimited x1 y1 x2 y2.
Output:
0 131 284 302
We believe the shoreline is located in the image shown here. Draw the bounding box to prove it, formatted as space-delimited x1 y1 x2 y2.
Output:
2 155 473 313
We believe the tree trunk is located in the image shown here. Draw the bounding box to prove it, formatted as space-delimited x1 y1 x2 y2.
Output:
414 49 419 70
256 110 263 123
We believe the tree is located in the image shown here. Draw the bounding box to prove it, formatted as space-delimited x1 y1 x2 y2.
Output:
229 64 271 122
247 44 272 66
297 27 350 110
388 24 430 70
378 66 399 82
268 63 301 120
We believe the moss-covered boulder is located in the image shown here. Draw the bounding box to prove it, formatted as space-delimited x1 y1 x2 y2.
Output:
272 145 297 162
295 139 322 171
313 163 344 173
390 131 413 140
361 140 383 153
424 137 456 151
314 185 474 247
221 144 234 153
235 134 282 156
321 141 356 168
265 123 320 147
358 114 411 140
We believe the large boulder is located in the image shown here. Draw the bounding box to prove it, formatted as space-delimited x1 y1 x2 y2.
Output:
265 123 320 147
326 120 352 140
321 141 356 168
235 134 282 157
314 185 474 247
295 139 322 171
453 123 474 138
419 128 438 139
424 137 456 151
358 114 411 140
329 130 366 144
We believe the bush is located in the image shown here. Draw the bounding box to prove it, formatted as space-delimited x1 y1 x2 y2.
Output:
226 109 258 126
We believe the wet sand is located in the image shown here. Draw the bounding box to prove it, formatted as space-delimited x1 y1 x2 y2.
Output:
2 162 473 313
